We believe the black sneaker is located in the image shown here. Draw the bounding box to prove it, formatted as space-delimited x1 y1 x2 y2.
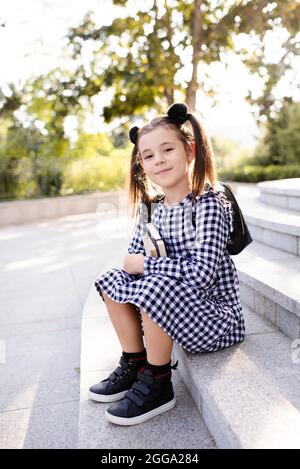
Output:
105 361 178 425
89 355 147 403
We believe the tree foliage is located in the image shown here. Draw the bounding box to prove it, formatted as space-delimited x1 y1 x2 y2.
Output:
253 100 300 165
1 1 300 199
64 0 300 121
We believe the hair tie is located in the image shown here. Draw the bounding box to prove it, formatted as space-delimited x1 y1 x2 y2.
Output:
129 126 139 145
129 102 188 145
167 103 188 125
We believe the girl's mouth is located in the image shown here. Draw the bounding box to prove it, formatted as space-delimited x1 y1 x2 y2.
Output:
156 168 172 176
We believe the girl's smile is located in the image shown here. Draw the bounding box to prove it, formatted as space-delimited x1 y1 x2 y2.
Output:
156 168 172 176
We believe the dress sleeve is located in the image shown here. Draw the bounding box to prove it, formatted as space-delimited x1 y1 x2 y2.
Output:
143 192 232 291
127 203 147 255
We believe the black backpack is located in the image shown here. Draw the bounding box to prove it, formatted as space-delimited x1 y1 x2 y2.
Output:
192 182 253 255
147 182 252 256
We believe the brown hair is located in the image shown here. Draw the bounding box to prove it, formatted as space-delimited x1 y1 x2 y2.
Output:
126 109 218 219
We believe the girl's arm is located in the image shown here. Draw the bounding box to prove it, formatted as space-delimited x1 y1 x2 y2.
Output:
127 204 146 255
143 196 230 291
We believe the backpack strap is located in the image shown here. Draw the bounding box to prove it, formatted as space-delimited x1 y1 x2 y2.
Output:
191 183 212 229
145 194 165 223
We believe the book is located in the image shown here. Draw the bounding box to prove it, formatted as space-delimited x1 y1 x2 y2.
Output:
142 222 167 257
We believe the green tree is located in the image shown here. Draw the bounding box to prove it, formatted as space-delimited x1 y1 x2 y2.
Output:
0 75 74 198
212 134 252 171
2 1 299 131
65 0 300 121
239 2 300 125
252 101 300 165
70 132 113 159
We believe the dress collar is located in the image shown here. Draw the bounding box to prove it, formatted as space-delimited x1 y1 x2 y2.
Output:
159 188 213 209
161 191 193 208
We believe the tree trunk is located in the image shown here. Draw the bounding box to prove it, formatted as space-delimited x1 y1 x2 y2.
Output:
165 87 174 106
186 0 202 111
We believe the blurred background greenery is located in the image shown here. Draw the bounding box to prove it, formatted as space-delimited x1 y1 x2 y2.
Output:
0 0 299 201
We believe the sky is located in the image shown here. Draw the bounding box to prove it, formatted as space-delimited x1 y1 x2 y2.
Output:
0 0 299 149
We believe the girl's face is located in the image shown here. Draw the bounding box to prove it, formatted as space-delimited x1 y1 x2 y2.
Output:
138 127 195 190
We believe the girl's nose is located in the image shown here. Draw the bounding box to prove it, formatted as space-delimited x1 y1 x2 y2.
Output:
155 155 166 164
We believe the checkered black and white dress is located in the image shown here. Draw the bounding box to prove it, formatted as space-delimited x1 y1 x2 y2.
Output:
95 188 245 353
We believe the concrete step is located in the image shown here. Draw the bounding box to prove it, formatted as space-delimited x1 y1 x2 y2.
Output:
235 240 300 340
173 305 300 449
78 284 216 449
235 183 300 257
257 178 300 212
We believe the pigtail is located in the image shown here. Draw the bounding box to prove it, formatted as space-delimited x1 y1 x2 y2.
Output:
127 136 157 220
186 112 217 205
166 102 218 204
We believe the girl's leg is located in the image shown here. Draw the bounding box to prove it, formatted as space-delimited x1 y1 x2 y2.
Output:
140 309 173 365
100 288 145 353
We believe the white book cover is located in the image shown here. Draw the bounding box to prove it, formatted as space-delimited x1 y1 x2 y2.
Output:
142 222 167 257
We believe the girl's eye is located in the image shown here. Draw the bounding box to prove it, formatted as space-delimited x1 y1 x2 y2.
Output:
144 149 173 160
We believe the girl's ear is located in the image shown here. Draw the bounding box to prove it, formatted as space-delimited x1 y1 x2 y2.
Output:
187 142 196 162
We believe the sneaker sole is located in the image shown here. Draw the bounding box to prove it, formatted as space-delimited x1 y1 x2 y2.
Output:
104 397 176 425
88 389 128 403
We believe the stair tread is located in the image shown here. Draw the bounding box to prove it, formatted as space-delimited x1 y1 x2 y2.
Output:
173 306 300 449
235 241 300 310
258 178 300 196
235 185 300 233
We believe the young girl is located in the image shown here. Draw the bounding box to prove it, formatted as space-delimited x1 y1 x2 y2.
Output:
89 102 245 426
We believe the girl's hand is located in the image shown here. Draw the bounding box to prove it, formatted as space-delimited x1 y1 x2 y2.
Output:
123 253 145 275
